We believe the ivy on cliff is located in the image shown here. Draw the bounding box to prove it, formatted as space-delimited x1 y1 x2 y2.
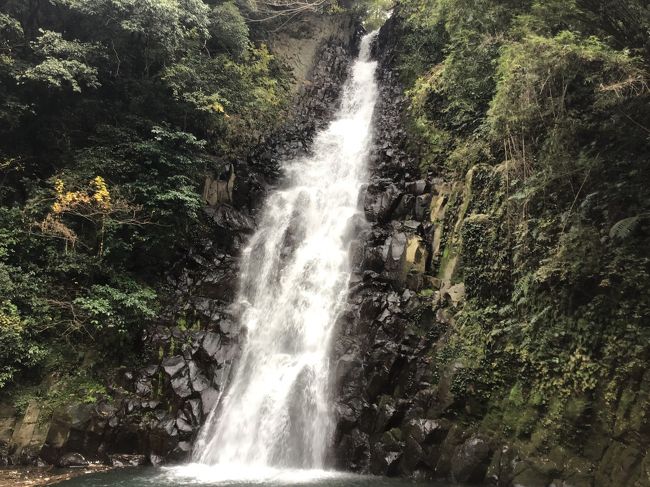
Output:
394 0 650 455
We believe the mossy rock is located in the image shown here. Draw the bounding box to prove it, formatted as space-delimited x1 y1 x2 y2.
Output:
594 441 642 486
511 468 550 487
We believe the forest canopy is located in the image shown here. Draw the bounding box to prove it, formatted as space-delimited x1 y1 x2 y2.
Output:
0 0 313 391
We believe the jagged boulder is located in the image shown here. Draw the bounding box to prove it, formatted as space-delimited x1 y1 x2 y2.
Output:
451 435 493 484
57 452 88 467
204 204 255 234
161 356 185 378
170 370 192 399
364 182 402 223
201 332 221 360
200 388 220 416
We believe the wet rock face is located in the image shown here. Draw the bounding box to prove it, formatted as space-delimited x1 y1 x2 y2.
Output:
329 21 491 483
56 452 89 468
329 31 445 477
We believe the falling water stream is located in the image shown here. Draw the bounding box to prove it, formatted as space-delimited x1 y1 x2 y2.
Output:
189 31 379 474
58 31 456 486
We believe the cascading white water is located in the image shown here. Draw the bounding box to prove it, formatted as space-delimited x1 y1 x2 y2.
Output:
191 31 379 473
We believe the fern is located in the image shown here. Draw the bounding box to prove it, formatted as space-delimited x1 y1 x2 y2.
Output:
609 215 645 240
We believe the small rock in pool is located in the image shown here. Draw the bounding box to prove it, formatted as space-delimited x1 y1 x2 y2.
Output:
57 452 89 468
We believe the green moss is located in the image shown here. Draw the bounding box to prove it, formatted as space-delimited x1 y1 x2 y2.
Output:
508 383 525 407
7 370 108 424
418 288 434 298
436 244 452 279
177 317 188 331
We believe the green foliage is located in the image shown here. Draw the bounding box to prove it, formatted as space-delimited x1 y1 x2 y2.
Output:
163 54 229 113
0 12 23 62
73 279 157 345
10 369 108 418
0 0 291 390
20 30 103 92
0 302 46 389
399 0 529 171
50 0 211 59
162 45 289 153
488 31 644 143
396 0 650 455
609 214 648 240
209 2 250 58
355 0 394 31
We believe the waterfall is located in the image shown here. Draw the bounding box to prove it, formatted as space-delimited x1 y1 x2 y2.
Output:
191 31 379 472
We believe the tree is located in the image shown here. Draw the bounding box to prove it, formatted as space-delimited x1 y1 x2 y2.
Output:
209 2 249 58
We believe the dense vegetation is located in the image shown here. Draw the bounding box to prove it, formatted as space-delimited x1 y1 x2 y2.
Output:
391 0 650 462
0 0 304 396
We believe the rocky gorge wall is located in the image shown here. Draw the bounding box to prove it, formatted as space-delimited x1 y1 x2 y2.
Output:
4 10 648 487
0 13 360 468
331 14 650 487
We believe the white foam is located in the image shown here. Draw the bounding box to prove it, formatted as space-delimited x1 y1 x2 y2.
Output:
162 464 356 485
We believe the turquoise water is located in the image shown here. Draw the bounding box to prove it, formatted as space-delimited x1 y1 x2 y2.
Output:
57 466 458 486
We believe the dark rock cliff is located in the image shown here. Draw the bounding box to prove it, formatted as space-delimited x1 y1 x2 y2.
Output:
329 17 533 485
330 17 457 479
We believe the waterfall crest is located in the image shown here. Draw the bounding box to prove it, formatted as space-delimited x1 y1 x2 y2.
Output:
191 31 379 470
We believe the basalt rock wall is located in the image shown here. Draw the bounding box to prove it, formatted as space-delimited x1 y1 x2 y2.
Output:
330 16 541 484
330 17 453 479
